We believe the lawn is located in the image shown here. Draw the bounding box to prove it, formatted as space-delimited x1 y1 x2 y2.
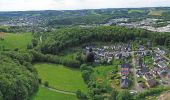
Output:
33 86 77 100
94 65 113 79
0 32 32 50
34 63 87 93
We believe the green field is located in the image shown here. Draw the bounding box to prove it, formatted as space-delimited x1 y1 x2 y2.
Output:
0 32 32 50
34 63 87 92
128 10 145 13
33 86 77 100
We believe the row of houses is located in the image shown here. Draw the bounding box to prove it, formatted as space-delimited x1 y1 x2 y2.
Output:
85 45 132 64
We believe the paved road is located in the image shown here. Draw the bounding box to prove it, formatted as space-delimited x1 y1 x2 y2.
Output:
131 52 144 92
41 85 76 95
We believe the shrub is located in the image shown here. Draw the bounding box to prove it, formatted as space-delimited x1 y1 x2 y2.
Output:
44 81 49 87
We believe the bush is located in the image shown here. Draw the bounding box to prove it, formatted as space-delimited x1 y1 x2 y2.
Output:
76 89 88 100
44 81 49 87
117 90 132 100
0 91 3 100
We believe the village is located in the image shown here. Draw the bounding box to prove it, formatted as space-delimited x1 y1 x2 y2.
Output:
85 43 170 93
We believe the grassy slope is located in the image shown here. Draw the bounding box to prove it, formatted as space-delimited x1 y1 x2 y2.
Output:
34 63 87 93
0 32 32 50
33 86 77 100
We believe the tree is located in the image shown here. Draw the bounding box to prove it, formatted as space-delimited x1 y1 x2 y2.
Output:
76 89 88 100
27 44 33 49
94 94 104 100
44 81 49 87
82 70 91 83
32 39 38 47
0 91 3 100
86 48 95 62
80 64 88 71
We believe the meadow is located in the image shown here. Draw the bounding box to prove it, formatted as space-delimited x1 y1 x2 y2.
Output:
34 63 87 93
0 32 32 50
33 86 77 100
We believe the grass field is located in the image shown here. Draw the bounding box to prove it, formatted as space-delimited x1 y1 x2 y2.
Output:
34 63 87 93
128 10 145 13
33 86 77 100
0 32 32 50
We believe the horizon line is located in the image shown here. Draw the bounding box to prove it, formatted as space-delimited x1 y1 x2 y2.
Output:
0 6 169 12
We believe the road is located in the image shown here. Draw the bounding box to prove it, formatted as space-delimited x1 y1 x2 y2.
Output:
41 85 76 95
131 52 144 92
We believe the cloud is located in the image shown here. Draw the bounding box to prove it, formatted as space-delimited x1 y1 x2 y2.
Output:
0 0 170 11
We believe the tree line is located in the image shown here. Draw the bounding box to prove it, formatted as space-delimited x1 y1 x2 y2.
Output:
37 26 170 55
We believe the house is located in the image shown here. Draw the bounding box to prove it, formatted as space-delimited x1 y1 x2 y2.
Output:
146 79 157 88
157 61 167 68
167 72 170 79
151 66 160 78
140 67 149 74
159 70 168 77
122 52 130 58
121 76 129 89
139 45 145 51
136 69 143 77
121 63 130 75
104 46 109 49
143 73 153 80
115 53 122 59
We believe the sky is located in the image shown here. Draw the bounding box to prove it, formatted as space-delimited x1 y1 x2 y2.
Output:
0 0 170 11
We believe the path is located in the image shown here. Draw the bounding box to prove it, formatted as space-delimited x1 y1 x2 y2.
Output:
41 85 76 95
40 36 42 43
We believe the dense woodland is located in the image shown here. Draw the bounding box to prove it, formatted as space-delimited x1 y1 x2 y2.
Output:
37 26 170 55
0 51 39 100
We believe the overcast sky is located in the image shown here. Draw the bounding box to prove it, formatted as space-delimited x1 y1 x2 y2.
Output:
0 0 170 11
